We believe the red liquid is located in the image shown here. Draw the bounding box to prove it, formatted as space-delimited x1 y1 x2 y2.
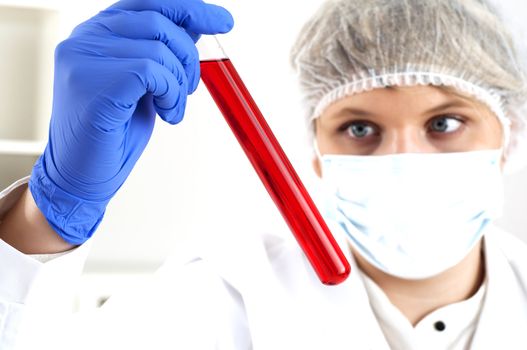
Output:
200 58 351 285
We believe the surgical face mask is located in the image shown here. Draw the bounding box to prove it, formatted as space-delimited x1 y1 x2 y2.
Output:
319 149 504 280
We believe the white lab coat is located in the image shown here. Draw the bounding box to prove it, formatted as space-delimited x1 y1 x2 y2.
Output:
1 179 527 349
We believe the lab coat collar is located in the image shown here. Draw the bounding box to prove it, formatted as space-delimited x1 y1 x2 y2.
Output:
197 224 527 349
206 228 392 349
297 225 392 349
327 224 527 349
470 226 527 348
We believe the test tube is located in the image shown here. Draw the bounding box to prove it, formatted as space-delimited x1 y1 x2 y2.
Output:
197 36 350 285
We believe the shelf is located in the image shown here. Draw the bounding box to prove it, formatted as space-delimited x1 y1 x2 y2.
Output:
0 1 64 11
0 5 59 141
0 139 45 156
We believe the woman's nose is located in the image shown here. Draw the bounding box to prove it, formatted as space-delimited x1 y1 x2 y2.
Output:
375 128 435 154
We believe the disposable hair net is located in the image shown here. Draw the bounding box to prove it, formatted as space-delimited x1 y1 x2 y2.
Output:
290 0 527 172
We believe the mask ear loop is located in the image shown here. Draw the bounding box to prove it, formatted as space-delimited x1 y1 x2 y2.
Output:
311 113 326 165
312 138 328 179
313 139 324 161
499 116 511 154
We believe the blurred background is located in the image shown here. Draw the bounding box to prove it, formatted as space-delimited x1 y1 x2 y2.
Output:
1 0 526 310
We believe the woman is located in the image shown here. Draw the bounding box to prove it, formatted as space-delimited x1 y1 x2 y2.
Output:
0 0 526 348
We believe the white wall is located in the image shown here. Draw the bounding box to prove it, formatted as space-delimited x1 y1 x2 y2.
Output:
3 0 527 273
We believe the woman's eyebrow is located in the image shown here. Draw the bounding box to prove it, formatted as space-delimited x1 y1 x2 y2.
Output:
329 100 471 120
332 107 375 118
424 101 471 115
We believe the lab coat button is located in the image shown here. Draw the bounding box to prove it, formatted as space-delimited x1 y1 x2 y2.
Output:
434 321 446 332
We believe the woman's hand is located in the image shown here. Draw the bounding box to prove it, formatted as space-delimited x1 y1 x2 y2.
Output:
27 0 233 246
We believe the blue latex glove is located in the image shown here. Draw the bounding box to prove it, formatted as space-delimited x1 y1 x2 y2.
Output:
29 0 234 245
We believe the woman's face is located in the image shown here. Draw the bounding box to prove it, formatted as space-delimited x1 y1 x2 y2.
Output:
313 85 503 175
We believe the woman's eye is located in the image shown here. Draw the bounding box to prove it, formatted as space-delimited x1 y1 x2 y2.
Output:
343 121 378 139
428 116 463 134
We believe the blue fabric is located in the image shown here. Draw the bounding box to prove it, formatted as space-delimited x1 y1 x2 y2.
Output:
29 0 234 245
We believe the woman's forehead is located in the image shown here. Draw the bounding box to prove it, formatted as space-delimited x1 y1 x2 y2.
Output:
320 85 491 121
